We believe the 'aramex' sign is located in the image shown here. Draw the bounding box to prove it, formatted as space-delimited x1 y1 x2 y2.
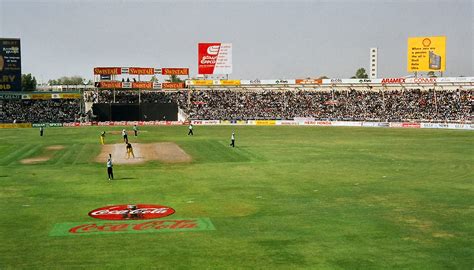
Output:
88 204 175 220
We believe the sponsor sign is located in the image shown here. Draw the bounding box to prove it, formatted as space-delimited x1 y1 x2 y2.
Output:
219 80 241 86
49 218 215 236
401 122 421 128
406 77 438 84
32 123 63 128
131 81 153 89
188 80 215 86
382 78 406 84
98 81 122 88
198 43 232 75
322 79 381 84
241 79 296 85
296 79 322 84
0 93 21 99
94 67 121 75
100 75 111 81
162 82 185 89
331 121 362 127
161 68 189 76
129 67 155 75
30 94 52 100
88 204 175 220
408 36 446 72
59 93 81 99
255 120 276 126
277 120 299 125
0 123 31 128
191 120 220 125
0 38 21 91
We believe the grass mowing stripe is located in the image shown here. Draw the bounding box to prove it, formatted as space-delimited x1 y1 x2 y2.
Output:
68 143 98 165
0 145 29 165
52 144 78 165
7 144 42 165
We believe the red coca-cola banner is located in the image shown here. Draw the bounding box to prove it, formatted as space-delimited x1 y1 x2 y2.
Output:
88 204 175 220
198 43 221 74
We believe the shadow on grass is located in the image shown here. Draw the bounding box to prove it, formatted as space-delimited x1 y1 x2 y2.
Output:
111 177 137 180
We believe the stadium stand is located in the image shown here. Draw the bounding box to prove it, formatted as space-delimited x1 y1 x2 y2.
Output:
86 88 472 122
1 88 472 123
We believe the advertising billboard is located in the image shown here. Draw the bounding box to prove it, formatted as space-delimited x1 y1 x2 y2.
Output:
0 38 21 91
161 68 189 76
407 36 446 72
198 43 232 75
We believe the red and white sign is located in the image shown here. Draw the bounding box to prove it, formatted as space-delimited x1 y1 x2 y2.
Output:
88 204 175 220
381 78 406 84
198 43 232 75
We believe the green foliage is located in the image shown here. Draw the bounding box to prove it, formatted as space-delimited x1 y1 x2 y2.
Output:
0 126 472 269
352 68 368 79
48 76 86 85
427 71 437 77
166 74 183 83
21 73 37 91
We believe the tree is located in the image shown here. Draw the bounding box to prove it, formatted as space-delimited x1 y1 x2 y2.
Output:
21 73 37 91
317 76 329 80
351 68 368 79
150 75 159 82
48 76 86 85
427 71 437 77
165 74 183 83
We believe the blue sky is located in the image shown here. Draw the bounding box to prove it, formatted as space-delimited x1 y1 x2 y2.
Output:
0 0 472 82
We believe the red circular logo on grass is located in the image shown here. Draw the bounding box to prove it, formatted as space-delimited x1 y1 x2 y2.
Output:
88 204 175 220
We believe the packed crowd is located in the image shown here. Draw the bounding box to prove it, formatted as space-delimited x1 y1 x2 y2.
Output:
183 89 472 122
1 89 472 123
0 99 81 123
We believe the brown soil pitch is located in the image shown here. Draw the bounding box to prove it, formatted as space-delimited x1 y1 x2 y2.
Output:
21 145 65 164
95 142 191 165
45 145 65 150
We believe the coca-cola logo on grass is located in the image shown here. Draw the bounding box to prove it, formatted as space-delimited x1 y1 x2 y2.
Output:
88 204 175 220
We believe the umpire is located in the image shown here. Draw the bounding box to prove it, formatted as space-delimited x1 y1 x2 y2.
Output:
107 154 114 181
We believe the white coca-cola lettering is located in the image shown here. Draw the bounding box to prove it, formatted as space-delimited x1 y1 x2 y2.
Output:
200 56 217 64
90 207 170 216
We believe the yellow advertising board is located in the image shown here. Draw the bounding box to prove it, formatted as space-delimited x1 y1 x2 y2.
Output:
0 123 32 128
407 36 446 72
255 120 276 126
220 80 241 86
190 80 214 86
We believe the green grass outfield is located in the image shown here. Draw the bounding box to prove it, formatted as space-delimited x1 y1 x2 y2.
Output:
0 125 472 269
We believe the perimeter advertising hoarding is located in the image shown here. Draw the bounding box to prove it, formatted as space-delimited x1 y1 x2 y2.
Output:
0 38 21 91
407 36 446 72
198 43 232 75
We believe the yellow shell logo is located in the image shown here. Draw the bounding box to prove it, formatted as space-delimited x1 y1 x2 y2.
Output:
422 38 431 47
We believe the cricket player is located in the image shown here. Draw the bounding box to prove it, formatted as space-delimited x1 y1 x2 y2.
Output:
133 125 138 136
100 131 106 145
126 142 135 159
122 129 128 143
107 154 114 181
230 131 235 147
40 126 44 137
188 123 194 136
